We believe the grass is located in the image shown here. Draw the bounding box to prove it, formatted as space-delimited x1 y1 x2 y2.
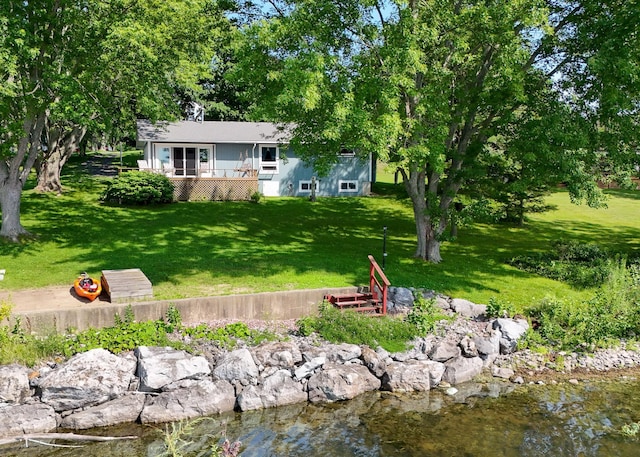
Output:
1 152 639 310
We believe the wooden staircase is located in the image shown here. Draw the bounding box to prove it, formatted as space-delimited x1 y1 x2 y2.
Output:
324 255 391 315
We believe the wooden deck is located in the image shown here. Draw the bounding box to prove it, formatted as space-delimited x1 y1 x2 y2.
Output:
101 269 153 302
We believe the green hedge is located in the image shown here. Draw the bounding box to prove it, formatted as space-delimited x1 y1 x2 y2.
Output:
102 172 174 205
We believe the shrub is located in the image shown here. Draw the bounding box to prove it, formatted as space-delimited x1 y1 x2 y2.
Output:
249 191 263 203
526 260 640 349
508 241 619 288
102 171 174 205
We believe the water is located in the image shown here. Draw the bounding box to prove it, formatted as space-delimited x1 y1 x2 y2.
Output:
5 378 640 456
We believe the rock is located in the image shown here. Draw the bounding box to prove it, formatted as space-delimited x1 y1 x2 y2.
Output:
140 379 235 424
59 392 146 429
294 356 326 380
252 342 303 369
39 349 137 412
237 370 307 411
493 319 530 355
0 365 31 403
382 360 445 392
429 340 461 362
307 364 381 403
212 348 259 383
442 356 484 385
434 295 452 311
361 346 387 378
389 287 415 307
474 332 501 366
491 366 515 380
459 336 479 358
513 376 525 384
0 403 57 437
450 299 486 319
135 346 211 392
325 343 362 363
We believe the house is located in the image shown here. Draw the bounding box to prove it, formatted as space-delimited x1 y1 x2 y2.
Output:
136 120 374 201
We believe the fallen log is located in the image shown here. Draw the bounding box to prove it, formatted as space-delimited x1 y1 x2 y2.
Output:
0 432 138 447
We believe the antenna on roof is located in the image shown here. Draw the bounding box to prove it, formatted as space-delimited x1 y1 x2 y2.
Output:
186 102 205 123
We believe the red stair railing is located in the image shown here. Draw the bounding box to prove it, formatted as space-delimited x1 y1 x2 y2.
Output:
368 255 390 315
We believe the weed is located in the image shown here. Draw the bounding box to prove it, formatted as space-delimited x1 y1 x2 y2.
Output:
486 297 516 318
620 422 640 438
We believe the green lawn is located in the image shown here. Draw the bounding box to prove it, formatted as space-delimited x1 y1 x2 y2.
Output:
1 153 638 309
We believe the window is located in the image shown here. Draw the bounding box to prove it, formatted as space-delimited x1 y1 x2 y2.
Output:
157 147 170 165
260 145 279 173
199 149 209 163
299 180 318 193
339 180 358 192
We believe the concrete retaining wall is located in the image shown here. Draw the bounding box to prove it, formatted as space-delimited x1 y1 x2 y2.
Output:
15 287 359 334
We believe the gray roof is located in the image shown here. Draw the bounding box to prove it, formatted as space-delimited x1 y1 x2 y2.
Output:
136 120 291 144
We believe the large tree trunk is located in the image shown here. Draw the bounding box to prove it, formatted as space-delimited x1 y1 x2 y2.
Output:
0 113 45 241
35 124 86 193
0 182 26 242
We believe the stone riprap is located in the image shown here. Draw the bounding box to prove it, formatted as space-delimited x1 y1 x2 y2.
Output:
1 288 638 437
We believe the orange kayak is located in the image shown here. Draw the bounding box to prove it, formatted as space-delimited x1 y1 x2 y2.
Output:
73 274 102 301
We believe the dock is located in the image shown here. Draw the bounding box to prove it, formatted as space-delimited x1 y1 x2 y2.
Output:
101 269 153 302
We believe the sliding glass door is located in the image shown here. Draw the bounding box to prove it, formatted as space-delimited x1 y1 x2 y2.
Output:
173 147 197 176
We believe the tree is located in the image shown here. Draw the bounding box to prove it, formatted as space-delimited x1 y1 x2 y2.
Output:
232 0 639 262
0 0 230 239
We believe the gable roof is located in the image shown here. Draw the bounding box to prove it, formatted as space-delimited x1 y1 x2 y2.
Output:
136 120 291 144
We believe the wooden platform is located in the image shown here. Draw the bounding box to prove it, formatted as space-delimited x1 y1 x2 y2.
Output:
101 268 153 302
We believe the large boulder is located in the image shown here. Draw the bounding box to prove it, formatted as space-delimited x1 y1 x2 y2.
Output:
212 348 259 384
429 340 461 362
252 342 303 369
237 370 307 411
0 403 57 437
474 331 501 366
307 364 381 403
0 365 31 403
59 392 146 429
39 349 137 412
381 360 445 392
450 299 486 319
140 379 235 424
493 319 530 354
361 346 387 378
442 355 484 385
135 346 211 392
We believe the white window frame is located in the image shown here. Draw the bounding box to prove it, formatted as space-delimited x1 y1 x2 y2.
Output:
298 180 318 193
338 180 358 193
259 144 279 174
198 145 216 176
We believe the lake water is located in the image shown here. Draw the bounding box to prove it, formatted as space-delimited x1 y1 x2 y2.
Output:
6 378 640 456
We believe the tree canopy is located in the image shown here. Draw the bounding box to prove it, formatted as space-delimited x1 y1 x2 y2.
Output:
0 0 230 239
232 0 639 262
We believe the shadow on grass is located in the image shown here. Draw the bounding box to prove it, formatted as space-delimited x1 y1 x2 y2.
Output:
3 155 640 305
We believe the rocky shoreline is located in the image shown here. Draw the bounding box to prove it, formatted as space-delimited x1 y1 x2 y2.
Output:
1 288 639 438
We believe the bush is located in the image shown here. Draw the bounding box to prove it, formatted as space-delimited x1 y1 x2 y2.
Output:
508 240 619 288
102 171 174 205
526 260 640 349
